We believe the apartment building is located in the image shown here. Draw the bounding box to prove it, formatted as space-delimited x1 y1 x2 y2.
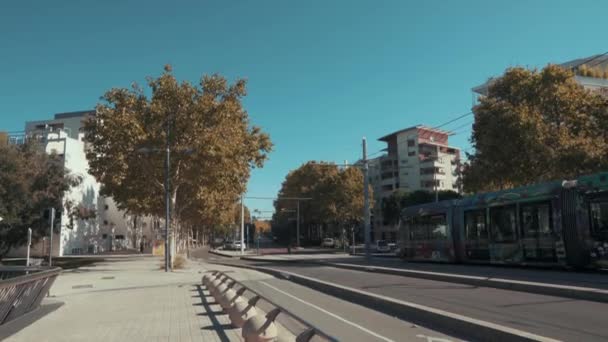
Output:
368 125 461 242
8 111 157 257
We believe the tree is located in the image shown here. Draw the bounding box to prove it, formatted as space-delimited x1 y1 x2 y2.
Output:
272 161 372 244
381 190 461 225
0 142 78 258
464 65 608 192
84 66 272 249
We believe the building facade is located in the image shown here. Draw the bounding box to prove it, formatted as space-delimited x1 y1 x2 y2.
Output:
8 111 157 257
368 126 461 242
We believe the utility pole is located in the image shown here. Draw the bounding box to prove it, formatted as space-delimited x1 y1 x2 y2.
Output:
26 228 32 270
49 208 55 267
296 201 300 248
164 116 171 272
362 137 371 259
241 194 245 255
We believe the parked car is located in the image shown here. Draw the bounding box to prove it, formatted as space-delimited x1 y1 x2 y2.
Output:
321 238 335 248
224 240 246 250
376 240 391 253
212 238 224 248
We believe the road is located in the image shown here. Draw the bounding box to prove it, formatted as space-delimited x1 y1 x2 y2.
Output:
199 248 608 342
194 249 461 342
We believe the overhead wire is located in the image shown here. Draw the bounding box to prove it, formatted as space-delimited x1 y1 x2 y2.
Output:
431 112 473 130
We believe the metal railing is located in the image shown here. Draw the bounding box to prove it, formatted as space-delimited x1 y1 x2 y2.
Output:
210 271 337 342
0 266 61 325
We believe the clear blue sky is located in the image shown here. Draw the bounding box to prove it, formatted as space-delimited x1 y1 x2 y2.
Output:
1 1 605 215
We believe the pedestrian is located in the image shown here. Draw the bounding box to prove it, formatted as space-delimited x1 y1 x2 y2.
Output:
140 241 144 254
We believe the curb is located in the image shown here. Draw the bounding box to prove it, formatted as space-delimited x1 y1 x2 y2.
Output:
241 257 608 303
208 250 239 258
217 262 559 342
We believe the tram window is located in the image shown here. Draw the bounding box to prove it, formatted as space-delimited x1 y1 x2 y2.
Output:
409 218 428 240
520 202 552 237
465 210 487 240
429 215 448 240
590 200 608 235
409 214 447 240
489 205 517 243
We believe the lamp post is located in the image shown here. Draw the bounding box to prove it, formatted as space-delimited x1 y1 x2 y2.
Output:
137 145 193 272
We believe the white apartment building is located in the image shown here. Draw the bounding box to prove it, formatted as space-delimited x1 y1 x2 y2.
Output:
9 111 157 257
368 125 461 242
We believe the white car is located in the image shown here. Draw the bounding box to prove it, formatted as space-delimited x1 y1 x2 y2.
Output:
376 240 391 253
321 238 335 248
224 241 246 250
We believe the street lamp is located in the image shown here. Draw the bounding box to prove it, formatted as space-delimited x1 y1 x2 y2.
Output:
136 146 193 272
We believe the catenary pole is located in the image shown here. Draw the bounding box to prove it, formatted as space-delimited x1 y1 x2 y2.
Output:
362 137 371 260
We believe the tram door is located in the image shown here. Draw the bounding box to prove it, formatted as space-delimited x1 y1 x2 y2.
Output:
463 209 490 261
520 202 557 262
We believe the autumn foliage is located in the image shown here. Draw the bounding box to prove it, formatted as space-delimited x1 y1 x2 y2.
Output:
464 65 608 192
84 67 272 243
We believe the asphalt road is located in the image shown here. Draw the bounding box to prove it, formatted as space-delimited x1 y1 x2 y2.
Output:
196 251 460 342
232 261 608 342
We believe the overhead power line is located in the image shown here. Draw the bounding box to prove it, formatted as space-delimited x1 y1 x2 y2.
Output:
431 112 473 130
447 120 474 132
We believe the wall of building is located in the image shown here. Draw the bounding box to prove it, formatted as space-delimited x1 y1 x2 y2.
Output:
369 126 462 242
6 112 157 256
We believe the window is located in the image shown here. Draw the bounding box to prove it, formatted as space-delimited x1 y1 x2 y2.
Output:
590 200 608 236
464 210 487 240
103 220 108 225
115 235 125 240
102 234 108 239
407 139 415 147
429 215 448 239
408 151 416 157
408 214 447 240
520 202 552 238
489 205 517 243
104 204 109 210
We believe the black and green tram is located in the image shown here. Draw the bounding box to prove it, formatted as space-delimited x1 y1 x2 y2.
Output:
398 172 608 268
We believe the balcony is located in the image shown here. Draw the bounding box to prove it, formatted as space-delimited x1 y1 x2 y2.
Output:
420 173 445 180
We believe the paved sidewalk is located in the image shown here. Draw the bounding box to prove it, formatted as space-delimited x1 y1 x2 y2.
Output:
5 256 241 342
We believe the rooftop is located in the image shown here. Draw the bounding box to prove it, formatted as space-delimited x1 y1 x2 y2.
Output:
378 125 451 142
472 53 608 95
54 110 95 119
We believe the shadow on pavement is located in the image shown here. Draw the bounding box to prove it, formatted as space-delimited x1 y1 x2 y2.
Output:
194 284 233 342
0 301 64 340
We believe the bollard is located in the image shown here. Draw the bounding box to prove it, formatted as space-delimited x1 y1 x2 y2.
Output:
202 272 217 287
214 283 228 303
213 280 236 303
229 296 260 328
211 274 228 296
242 308 281 342
220 287 247 310
209 276 224 297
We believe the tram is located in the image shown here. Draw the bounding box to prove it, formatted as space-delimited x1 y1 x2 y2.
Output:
398 172 608 268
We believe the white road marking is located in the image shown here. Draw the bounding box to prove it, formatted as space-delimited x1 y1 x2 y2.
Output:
416 334 455 342
260 281 395 342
